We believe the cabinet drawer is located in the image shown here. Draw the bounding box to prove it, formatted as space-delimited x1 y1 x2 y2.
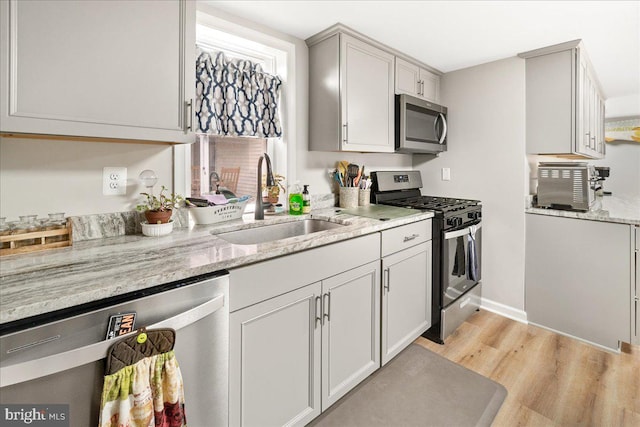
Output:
381 220 431 257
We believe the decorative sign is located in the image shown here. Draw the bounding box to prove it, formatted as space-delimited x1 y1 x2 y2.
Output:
605 117 640 142
105 312 136 340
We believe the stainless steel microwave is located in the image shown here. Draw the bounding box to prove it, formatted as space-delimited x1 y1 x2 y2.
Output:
395 94 448 154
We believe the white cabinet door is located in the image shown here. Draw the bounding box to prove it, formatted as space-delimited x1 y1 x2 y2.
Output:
395 57 420 97
419 69 440 103
381 241 432 365
340 34 394 152
321 261 380 409
0 0 195 143
395 57 440 103
229 283 322 427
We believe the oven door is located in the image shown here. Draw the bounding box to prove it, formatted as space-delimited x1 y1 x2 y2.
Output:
442 222 482 307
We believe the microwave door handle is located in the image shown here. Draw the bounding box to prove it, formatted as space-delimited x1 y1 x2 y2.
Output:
438 113 447 145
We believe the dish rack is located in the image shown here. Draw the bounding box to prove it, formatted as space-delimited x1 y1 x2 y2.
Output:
189 199 249 225
0 220 72 256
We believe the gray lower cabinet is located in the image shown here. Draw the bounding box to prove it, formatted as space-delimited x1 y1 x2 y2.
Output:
525 214 632 350
321 261 380 408
229 261 380 427
228 234 381 427
380 220 432 366
381 241 432 365
229 282 322 427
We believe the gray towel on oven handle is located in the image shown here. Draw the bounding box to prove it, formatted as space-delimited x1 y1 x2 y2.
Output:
451 235 466 277
467 225 479 282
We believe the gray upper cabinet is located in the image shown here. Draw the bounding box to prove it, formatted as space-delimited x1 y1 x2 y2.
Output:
307 28 395 152
520 40 605 159
395 57 440 103
0 0 195 143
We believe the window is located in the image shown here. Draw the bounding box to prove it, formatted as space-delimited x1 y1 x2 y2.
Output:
189 24 287 210
190 135 266 197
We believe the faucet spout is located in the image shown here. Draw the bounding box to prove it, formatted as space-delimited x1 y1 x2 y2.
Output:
255 153 275 220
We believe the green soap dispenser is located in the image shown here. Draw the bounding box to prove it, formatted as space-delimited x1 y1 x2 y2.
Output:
289 181 303 215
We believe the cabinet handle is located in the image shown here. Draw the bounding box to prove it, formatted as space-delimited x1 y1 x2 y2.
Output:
185 99 193 132
417 80 422 96
323 293 331 322
421 80 425 96
315 296 322 328
403 233 419 243
383 268 390 293
343 123 348 143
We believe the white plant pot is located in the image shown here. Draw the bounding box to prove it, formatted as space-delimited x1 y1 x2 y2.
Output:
141 220 173 237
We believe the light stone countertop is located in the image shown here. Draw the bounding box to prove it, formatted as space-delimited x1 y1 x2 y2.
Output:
525 195 640 226
0 207 433 325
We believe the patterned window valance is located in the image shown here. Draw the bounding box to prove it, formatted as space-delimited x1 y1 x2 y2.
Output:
196 49 282 138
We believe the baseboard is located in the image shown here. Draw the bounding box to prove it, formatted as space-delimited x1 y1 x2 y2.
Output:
479 297 528 324
527 321 622 354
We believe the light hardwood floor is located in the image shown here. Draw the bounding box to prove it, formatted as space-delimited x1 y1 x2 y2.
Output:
414 310 640 426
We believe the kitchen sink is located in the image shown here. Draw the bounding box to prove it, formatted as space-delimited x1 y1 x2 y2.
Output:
214 219 345 245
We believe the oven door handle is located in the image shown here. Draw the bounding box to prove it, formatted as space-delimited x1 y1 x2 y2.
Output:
443 222 481 240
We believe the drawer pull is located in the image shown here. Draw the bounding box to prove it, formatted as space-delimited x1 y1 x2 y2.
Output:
403 233 419 243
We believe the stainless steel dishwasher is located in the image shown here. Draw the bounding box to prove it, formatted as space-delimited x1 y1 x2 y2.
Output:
0 271 229 426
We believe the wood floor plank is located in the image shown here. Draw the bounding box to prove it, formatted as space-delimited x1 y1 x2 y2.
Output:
414 310 640 426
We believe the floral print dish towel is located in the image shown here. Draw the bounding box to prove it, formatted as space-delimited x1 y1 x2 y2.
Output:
99 350 186 427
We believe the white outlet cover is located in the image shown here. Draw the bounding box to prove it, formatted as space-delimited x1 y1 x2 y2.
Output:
441 167 451 181
103 167 127 196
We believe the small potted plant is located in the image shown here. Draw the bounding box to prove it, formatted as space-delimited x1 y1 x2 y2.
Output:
136 185 183 225
262 174 286 204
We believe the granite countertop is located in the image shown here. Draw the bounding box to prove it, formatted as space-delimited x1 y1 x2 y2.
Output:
0 206 433 325
525 195 640 225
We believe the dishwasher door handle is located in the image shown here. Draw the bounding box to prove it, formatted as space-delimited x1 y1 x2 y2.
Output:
0 294 225 388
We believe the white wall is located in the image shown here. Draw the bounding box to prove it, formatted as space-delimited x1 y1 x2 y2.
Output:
606 93 640 118
598 94 640 197
0 137 173 219
413 57 527 316
591 142 640 197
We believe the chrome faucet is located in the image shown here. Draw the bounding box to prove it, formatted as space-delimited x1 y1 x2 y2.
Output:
255 153 275 220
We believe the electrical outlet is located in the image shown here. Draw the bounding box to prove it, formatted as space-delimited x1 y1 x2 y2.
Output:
441 167 451 181
103 167 127 196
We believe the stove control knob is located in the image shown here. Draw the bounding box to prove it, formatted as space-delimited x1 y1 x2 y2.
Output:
467 212 481 221
446 218 456 227
456 217 464 227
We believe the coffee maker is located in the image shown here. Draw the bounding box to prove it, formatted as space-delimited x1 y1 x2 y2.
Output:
592 166 611 196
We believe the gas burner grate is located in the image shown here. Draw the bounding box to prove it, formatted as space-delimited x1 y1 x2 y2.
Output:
386 196 480 213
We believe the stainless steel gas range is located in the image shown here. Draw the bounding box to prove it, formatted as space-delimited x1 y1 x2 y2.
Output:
371 171 482 344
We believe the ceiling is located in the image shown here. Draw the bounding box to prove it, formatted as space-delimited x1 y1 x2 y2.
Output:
203 1 640 99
